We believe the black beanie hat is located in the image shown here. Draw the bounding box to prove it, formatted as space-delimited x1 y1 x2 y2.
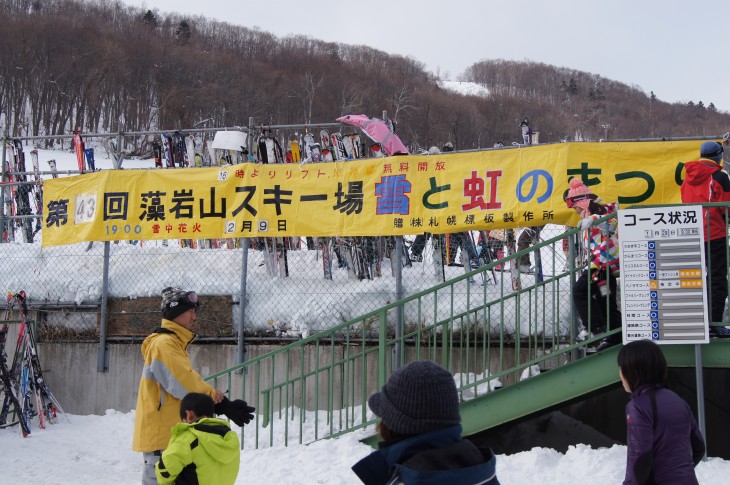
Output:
368 360 460 435
161 287 199 321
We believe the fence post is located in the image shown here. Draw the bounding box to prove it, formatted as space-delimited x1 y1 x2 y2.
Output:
114 131 123 169
394 236 404 370
236 238 249 374
97 241 111 371
694 344 707 460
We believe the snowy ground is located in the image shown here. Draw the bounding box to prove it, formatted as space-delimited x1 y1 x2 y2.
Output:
1 409 728 485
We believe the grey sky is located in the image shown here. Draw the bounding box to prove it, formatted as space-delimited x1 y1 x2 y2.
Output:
124 0 730 113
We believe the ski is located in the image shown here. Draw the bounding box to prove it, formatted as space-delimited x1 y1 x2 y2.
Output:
11 139 33 243
173 131 187 167
84 147 96 171
73 131 86 171
151 141 163 168
0 322 30 436
29 150 43 236
530 227 544 282
14 291 67 427
432 234 446 283
506 229 521 291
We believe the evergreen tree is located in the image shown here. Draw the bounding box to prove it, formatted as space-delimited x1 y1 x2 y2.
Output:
175 20 192 43
142 10 158 28
568 78 579 96
709 103 717 112
697 101 705 109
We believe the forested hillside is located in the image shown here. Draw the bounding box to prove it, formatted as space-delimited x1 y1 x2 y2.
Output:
2 0 729 154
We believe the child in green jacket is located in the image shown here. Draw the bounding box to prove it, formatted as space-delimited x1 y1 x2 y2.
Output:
156 393 240 485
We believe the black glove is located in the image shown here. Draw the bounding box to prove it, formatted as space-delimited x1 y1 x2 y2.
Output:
214 396 255 426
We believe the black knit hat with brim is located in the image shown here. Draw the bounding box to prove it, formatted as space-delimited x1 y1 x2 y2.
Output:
368 360 460 435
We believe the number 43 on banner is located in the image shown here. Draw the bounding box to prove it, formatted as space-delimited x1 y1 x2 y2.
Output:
75 193 97 224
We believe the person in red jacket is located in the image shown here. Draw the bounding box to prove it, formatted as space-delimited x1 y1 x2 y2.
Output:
681 141 730 337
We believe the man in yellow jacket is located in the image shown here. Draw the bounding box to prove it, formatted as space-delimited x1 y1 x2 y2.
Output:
132 287 224 485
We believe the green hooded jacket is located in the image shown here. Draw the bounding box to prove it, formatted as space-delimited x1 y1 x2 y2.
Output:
156 417 240 485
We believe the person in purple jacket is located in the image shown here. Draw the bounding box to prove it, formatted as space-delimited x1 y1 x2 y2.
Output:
618 340 705 484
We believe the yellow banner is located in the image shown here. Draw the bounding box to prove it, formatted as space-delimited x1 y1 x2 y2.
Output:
41 140 704 246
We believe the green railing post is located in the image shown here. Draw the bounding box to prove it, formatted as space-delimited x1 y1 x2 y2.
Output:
378 309 387 389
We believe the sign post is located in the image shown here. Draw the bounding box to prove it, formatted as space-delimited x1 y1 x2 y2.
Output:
618 205 708 453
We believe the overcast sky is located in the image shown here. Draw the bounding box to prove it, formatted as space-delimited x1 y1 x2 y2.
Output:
122 0 730 113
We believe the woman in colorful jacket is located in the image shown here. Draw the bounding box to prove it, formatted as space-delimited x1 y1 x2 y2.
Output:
618 340 705 484
565 177 622 352
351 360 499 485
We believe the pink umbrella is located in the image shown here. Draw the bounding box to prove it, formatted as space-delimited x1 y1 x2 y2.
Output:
336 114 410 156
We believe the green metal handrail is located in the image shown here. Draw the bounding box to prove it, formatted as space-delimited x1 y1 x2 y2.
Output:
205 202 730 450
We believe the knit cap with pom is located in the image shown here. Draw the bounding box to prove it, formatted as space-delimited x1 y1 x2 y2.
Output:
566 178 597 211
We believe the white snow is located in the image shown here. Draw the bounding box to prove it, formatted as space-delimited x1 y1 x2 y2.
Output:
438 80 490 98
1 408 729 484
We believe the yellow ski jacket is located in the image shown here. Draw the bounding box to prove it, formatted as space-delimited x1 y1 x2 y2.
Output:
132 319 217 452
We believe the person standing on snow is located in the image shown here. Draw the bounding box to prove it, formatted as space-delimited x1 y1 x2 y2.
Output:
156 393 241 485
565 178 622 352
352 360 499 484
618 340 705 484
681 141 730 337
132 287 254 485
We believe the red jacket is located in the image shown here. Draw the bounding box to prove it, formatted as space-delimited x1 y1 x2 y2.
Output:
681 159 730 241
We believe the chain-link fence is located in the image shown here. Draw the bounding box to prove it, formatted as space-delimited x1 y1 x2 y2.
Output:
0 225 573 344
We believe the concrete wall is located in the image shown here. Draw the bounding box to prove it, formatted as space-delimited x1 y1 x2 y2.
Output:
37 341 542 415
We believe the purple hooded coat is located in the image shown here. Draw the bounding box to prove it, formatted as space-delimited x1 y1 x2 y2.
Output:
623 384 705 484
